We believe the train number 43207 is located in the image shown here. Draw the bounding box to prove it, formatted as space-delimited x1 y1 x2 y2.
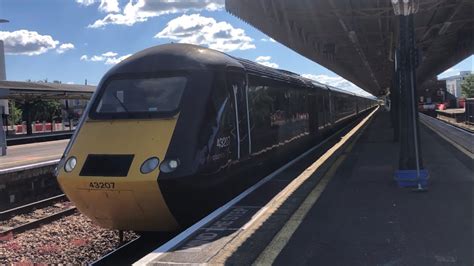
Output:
89 182 115 189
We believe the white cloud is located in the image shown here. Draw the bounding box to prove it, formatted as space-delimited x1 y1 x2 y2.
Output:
0 30 59 56
302 74 373 97
258 61 279 68
90 55 106 61
261 38 276 43
80 52 131 65
76 0 120 12
76 0 95 6
89 0 224 28
442 68 458 74
155 14 255 52
437 67 459 79
256 56 271 61
255 56 278 68
105 54 132 65
102 51 118 57
56 43 75 54
99 0 120 13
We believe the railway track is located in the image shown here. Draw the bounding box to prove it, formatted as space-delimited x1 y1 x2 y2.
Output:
92 233 176 265
0 193 160 264
0 194 67 220
0 194 77 237
435 115 474 134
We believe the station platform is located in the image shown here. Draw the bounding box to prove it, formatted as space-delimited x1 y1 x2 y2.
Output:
0 139 67 171
6 131 73 146
261 111 473 265
0 139 67 209
138 110 473 265
433 109 474 133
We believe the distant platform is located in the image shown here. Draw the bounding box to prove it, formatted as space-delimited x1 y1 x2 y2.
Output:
436 108 465 114
420 112 473 154
6 131 73 146
0 140 67 171
432 109 474 133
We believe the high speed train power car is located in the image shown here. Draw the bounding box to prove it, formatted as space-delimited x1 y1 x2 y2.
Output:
56 43 377 232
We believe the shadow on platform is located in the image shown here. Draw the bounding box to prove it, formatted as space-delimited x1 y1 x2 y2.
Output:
226 110 473 266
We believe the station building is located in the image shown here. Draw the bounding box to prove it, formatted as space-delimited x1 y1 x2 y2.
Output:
441 71 473 98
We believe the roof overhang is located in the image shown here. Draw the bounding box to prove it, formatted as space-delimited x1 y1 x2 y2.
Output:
226 0 473 96
0 80 95 100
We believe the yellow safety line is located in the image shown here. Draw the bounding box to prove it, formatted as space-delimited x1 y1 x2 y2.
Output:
254 107 378 265
0 155 62 169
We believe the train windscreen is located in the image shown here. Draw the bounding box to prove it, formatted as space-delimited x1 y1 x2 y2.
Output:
91 76 187 118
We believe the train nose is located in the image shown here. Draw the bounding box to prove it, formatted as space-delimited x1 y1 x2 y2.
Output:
57 119 180 231
73 188 147 228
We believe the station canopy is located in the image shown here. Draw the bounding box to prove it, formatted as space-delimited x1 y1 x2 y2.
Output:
226 0 474 96
0 80 95 100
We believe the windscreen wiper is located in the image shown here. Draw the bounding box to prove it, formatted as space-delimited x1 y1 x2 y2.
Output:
113 94 130 113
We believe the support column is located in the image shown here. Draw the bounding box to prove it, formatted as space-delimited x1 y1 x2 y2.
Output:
25 101 32 135
390 72 400 142
394 14 428 189
0 38 7 156
65 99 73 131
0 111 5 156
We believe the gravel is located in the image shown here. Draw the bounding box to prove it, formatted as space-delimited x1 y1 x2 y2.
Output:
0 201 74 229
0 213 138 264
0 201 74 232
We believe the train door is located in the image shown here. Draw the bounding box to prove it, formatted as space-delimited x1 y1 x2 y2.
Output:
356 97 360 114
322 90 330 128
327 89 335 125
317 91 325 131
307 93 319 136
226 70 250 159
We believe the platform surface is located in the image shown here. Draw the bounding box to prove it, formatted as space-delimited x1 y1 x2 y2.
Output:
0 139 68 170
269 111 473 265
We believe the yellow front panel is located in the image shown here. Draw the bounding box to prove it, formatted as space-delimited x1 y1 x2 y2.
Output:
57 118 180 231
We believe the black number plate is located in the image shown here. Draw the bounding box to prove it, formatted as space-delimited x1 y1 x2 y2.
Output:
89 182 115 189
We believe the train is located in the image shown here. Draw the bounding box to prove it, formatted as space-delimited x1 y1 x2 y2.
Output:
56 43 377 232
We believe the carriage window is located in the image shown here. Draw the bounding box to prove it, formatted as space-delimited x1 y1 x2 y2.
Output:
92 76 187 117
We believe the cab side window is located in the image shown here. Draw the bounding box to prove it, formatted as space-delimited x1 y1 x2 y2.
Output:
227 71 249 157
204 72 237 169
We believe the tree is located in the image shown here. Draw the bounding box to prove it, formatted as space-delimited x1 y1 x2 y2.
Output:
30 99 62 122
461 74 474 98
8 100 22 125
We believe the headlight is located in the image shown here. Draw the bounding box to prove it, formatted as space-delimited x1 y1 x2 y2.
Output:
159 159 180 173
140 157 160 174
64 157 77 173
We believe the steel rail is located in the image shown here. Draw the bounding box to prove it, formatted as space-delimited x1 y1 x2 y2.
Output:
0 194 67 220
0 206 77 237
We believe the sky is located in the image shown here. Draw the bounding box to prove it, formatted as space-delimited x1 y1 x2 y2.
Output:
0 0 472 98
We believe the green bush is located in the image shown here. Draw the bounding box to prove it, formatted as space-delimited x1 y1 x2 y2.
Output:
8 101 22 125
461 74 474 98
